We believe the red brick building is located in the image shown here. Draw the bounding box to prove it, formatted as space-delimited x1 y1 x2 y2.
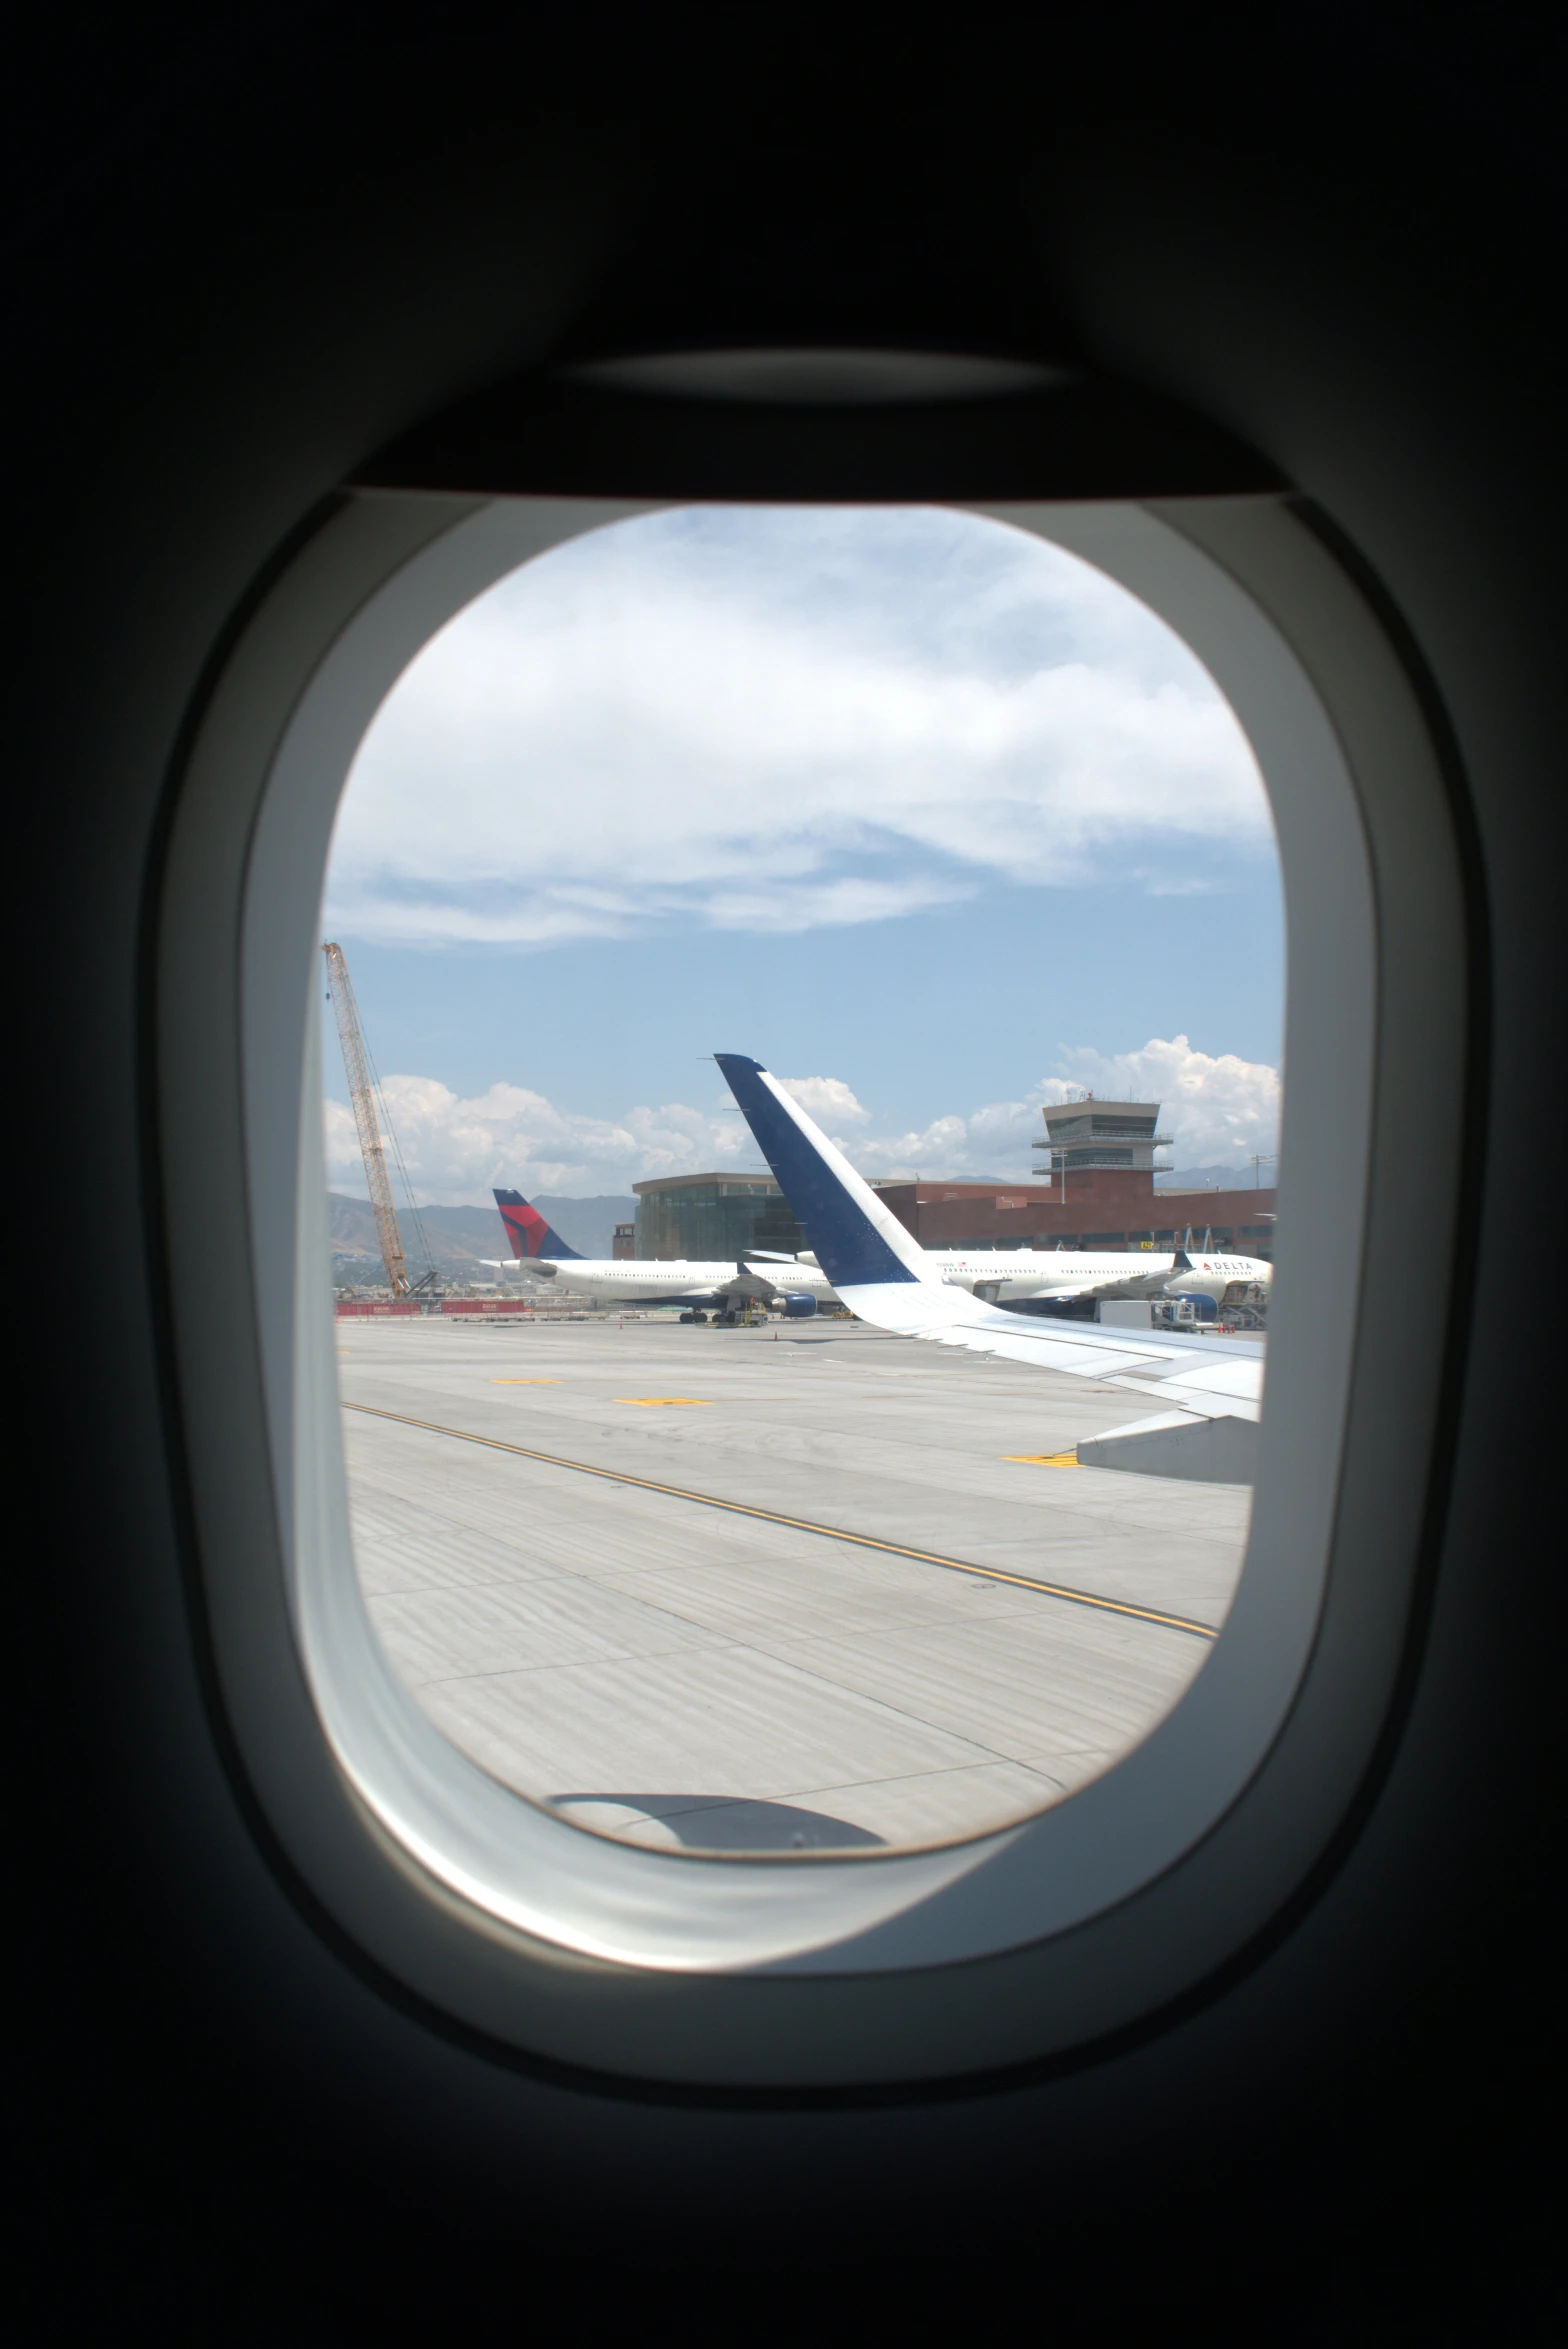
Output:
870 1176 1277 1257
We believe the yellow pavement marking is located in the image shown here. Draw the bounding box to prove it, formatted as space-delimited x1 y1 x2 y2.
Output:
1006 1452 1080 1468
490 1378 562 1385
617 1397 713 1407
342 1401 1217 1639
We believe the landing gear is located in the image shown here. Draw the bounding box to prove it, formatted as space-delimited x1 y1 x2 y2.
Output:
680 1309 709 1325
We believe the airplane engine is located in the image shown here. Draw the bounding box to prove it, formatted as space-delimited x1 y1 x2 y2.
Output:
782 1293 817 1318
1165 1269 1226 1304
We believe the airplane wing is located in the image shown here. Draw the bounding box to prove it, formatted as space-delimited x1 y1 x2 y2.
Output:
714 1055 1263 1482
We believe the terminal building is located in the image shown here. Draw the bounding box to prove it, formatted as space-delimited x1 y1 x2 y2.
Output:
633 1172 807 1262
631 1103 1276 1264
871 1097 1278 1258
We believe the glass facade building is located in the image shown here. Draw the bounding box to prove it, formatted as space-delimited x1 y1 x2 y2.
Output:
633 1173 806 1263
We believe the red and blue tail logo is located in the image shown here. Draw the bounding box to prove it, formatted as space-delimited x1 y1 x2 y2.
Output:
493 1188 585 1261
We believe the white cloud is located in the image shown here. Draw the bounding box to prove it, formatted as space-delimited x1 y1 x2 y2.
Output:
324 507 1273 950
786 1038 1280 1182
324 1078 766 1205
1041 1036 1282 1168
777 1076 871 1127
326 1037 1279 1205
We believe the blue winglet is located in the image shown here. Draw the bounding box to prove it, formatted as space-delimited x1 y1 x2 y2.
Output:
714 1056 922 1288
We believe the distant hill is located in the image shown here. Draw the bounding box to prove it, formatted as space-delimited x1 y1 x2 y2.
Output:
328 1192 637 1271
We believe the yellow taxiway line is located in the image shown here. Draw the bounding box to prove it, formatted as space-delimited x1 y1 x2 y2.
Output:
342 1401 1218 1641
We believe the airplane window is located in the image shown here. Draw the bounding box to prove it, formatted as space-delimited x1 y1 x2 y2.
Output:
153 453 1464 2045
125 324 1475 2104
318 504 1283 1860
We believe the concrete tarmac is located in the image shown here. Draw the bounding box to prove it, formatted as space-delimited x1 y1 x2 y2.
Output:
336 1316 1253 1853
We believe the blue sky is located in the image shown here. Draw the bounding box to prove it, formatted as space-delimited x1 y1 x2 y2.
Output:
321 507 1283 1201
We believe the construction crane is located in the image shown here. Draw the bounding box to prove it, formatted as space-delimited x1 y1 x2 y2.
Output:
323 941 434 1299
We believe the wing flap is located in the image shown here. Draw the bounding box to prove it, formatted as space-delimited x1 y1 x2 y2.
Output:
1076 1409 1258 1484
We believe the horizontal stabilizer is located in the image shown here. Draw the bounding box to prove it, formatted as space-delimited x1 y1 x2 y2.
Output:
1077 1410 1258 1484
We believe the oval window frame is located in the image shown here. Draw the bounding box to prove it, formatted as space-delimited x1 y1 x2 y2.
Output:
155 488 1466 2087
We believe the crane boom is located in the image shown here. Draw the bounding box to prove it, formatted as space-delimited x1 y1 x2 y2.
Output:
323 941 410 1296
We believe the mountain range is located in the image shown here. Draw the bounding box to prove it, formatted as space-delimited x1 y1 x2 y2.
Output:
1155 1165 1278 1193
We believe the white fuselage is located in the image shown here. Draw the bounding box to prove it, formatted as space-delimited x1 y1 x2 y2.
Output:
487 1256 839 1307
927 1249 1273 1304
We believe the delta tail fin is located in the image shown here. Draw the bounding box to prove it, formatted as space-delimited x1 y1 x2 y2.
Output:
492 1188 585 1262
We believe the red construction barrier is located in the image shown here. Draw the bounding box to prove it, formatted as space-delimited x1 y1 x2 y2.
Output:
440 1299 535 1315
335 1301 422 1318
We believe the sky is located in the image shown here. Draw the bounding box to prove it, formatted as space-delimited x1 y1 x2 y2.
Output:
321 506 1284 1203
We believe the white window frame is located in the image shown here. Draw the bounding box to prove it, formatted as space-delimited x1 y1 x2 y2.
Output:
155 491 1465 2087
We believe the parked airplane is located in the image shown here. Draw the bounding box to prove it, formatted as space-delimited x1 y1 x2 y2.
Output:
715 1056 1264 1478
481 1186 838 1319
486 1193 1267 1318
908 1240 1270 1312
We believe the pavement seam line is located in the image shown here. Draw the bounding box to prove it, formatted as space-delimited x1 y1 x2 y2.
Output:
342 1402 1218 1640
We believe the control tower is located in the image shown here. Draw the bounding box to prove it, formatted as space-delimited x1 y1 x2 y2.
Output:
1033 1097 1172 1202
